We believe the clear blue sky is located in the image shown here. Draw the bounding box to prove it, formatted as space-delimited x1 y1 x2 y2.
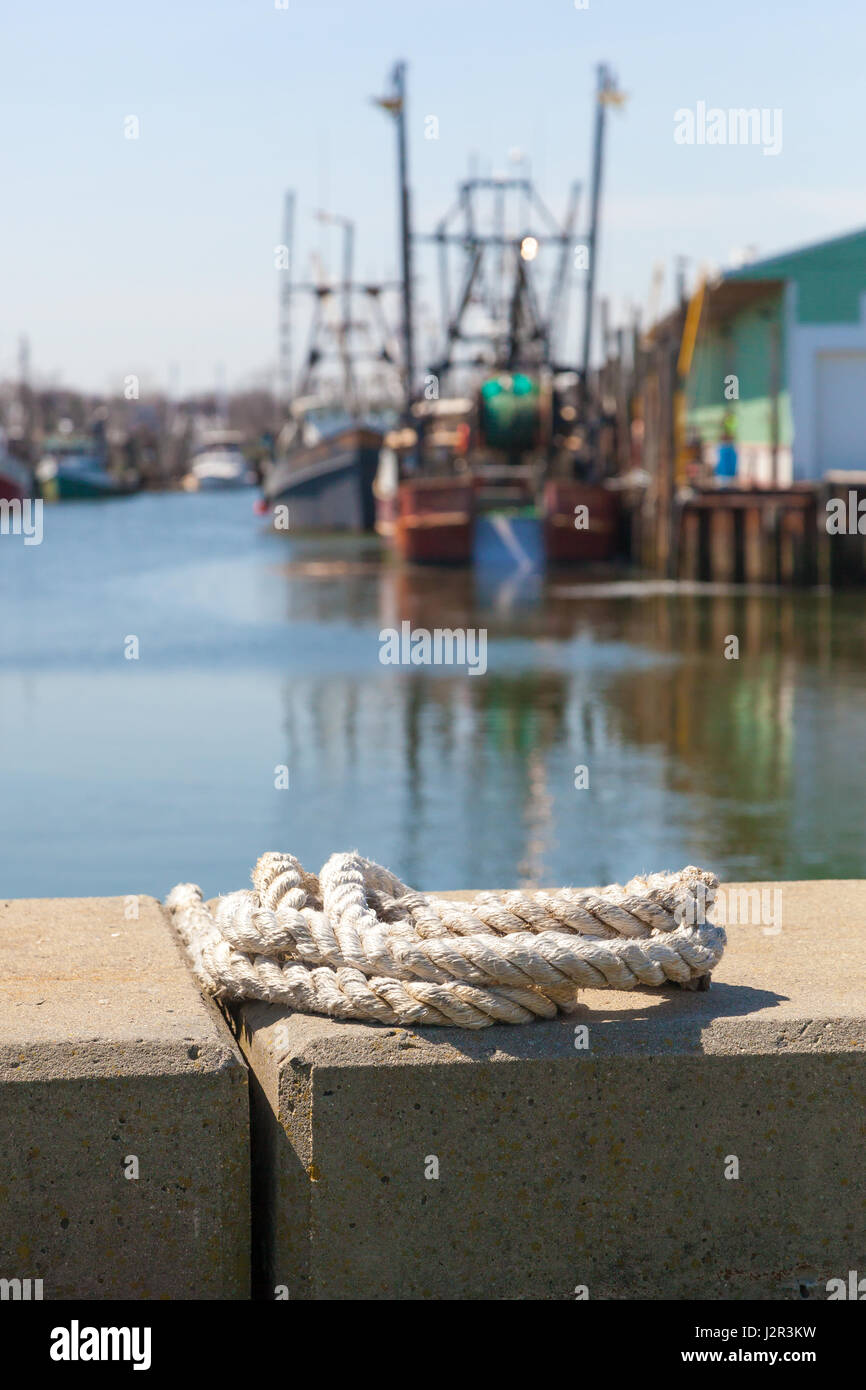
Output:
1 0 863 394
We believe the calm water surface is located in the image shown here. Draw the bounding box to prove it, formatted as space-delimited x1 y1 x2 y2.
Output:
2 490 865 899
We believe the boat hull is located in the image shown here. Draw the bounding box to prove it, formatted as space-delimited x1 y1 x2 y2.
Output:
473 513 545 571
381 476 620 567
46 473 136 501
542 481 620 564
0 457 33 503
263 428 381 532
182 474 255 492
387 477 474 564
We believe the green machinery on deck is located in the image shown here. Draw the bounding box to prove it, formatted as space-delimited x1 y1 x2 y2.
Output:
478 373 541 455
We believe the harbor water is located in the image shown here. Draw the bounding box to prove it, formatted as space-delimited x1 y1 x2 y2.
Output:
2 490 865 900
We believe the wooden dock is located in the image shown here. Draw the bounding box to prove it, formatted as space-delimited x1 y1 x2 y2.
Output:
630 479 866 587
673 487 817 585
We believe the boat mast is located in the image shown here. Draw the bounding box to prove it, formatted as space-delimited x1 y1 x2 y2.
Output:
546 180 581 367
579 63 624 407
278 190 295 420
374 61 417 416
315 210 356 414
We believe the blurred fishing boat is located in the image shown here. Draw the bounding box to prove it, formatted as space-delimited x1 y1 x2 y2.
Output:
374 407 475 562
181 429 256 492
35 435 139 500
369 64 623 570
263 404 382 531
376 377 619 568
265 185 402 532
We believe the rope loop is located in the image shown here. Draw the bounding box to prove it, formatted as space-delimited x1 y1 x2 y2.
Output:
165 854 723 1029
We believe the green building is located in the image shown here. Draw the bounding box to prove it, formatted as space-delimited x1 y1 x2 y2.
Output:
686 227 866 484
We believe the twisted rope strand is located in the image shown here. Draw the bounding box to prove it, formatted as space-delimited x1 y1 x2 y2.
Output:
165 852 723 1029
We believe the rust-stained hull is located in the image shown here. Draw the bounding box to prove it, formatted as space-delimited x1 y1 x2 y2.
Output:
384 477 475 564
379 475 621 566
542 481 620 564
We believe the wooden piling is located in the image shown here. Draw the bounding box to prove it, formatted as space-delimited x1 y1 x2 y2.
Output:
673 488 819 587
709 508 737 583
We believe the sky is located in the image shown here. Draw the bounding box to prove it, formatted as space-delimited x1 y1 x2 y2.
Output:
1 0 865 395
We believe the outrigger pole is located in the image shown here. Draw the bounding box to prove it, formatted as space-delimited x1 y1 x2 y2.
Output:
579 64 625 405
373 61 416 417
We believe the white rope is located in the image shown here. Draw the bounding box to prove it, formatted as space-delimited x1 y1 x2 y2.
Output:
165 852 724 1029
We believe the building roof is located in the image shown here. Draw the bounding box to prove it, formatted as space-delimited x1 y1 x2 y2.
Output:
724 225 866 282
706 277 783 315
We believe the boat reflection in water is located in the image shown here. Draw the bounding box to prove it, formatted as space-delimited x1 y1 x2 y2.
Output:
6 491 864 897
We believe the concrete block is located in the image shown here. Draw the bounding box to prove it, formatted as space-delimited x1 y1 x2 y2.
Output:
235 880 866 1301
0 896 250 1299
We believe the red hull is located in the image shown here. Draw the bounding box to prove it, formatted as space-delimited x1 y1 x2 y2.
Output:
0 466 30 504
543 481 619 563
390 478 474 564
378 476 620 566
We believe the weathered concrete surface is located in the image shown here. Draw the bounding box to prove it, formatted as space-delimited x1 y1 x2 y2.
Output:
234 880 866 1300
0 896 250 1299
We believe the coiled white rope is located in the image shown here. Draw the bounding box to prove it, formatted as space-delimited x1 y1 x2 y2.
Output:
165 852 724 1029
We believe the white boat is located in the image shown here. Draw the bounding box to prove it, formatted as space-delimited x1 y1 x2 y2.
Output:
182 430 256 491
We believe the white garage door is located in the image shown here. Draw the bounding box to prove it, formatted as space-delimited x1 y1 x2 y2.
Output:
816 351 866 472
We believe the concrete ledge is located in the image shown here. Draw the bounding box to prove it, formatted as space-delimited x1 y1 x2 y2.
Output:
235 881 866 1300
0 896 250 1299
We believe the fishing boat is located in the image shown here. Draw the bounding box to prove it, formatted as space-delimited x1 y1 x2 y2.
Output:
382 472 619 568
35 436 138 501
381 473 475 563
376 376 620 568
263 405 383 532
368 66 624 571
265 178 404 534
181 429 256 492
